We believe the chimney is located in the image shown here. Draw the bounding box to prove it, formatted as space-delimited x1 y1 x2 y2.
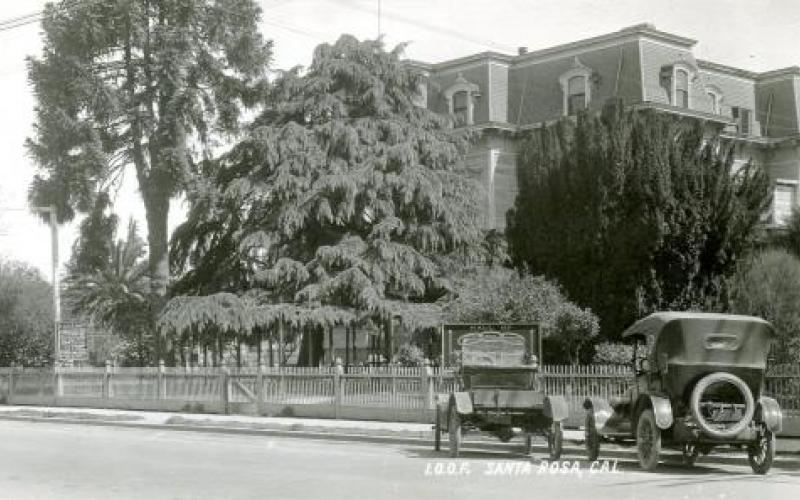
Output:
518 46 528 55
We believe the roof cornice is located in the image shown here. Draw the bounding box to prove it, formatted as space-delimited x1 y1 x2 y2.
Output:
697 59 758 80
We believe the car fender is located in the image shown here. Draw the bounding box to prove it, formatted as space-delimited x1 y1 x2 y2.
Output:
544 395 569 422
646 394 673 430
583 397 613 429
449 392 473 415
757 396 783 433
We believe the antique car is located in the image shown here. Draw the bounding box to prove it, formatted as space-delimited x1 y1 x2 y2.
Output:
583 312 782 473
433 324 569 459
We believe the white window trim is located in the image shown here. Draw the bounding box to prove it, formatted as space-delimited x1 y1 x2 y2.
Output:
773 179 798 226
705 85 723 114
671 62 695 109
443 73 480 125
558 57 593 116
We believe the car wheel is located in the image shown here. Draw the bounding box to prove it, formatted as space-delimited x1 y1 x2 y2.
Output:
747 426 775 475
448 407 462 458
682 443 699 466
548 421 563 461
636 409 661 471
585 412 600 462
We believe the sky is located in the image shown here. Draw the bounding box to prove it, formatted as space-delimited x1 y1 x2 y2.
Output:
0 0 798 282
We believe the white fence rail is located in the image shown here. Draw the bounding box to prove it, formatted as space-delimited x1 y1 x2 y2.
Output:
0 364 797 430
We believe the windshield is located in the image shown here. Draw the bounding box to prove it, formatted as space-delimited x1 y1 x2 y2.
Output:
459 332 527 366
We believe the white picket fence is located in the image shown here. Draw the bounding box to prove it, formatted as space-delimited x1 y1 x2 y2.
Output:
0 364 797 429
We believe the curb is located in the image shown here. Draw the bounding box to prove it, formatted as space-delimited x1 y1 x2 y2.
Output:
2 410 798 461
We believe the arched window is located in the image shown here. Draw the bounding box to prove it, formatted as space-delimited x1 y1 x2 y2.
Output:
443 73 480 127
567 75 587 115
675 69 689 108
559 57 593 117
707 92 717 113
453 90 468 125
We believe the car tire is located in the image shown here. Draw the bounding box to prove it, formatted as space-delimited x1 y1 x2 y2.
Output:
636 409 661 471
747 426 775 475
585 412 600 462
690 372 754 439
448 406 462 458
548 421 563 461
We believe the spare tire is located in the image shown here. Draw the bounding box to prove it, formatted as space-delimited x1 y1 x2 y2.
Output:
690 372 754 439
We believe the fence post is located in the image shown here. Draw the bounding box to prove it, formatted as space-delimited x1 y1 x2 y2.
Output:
8 367 15 405
158 360 167 400
52 366 62 405
421 360 433 419
334 357 343 419
221 367 230 415
256 364 265 415
103 360 112 400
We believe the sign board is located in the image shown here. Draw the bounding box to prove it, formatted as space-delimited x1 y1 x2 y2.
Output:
59 321 90 363
440 323 541 367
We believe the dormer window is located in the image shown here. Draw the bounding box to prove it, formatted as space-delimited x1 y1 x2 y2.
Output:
675 69 689 108
443 73 480 126
453 90 468 125
704 86 723 114
662 62 696 109
567 76 587 115
559 57 593 116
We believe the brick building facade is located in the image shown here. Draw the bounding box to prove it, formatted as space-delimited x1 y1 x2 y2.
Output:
409 24 800 229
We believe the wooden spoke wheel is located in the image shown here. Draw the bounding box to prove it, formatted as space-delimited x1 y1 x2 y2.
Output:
585 412 600 462
547 421 563 461
636 409 661 471
747 426 775 475
448 407 462 458
681 443 699 466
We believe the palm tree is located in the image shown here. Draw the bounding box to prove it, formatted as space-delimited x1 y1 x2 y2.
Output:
65 219 153 365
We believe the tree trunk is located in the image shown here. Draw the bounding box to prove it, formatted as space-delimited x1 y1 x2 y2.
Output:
297 326 324 367
143 183 170 362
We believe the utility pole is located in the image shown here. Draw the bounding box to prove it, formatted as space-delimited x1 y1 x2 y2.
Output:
0 205 60 366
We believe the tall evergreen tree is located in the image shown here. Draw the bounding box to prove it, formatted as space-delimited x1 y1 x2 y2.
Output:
165 36 487 365
26 0 272 303
507 101 771 337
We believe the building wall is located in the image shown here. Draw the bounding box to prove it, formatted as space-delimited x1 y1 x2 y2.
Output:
489 62 509 122
507 40 642 125
427 64 491 123
419 27 800 231
639 39 695 105
756 77 800 137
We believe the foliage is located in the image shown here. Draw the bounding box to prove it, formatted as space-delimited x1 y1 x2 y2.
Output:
774 206 800 258
394 343 427 367
64 218 154 365
26 0 272 297
166 36 487 364
69 192 118 275
443 266 599 364
0 259 53 366
729 248 800 363
592 341 649 365
507 100 772 337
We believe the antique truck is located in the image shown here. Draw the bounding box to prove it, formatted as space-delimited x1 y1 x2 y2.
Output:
433 324 569 459
583 312 782 473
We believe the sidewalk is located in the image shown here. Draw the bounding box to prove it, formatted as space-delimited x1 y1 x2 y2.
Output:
0 404 798 455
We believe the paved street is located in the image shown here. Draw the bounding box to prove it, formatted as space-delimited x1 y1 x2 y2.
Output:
0 420 798 500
